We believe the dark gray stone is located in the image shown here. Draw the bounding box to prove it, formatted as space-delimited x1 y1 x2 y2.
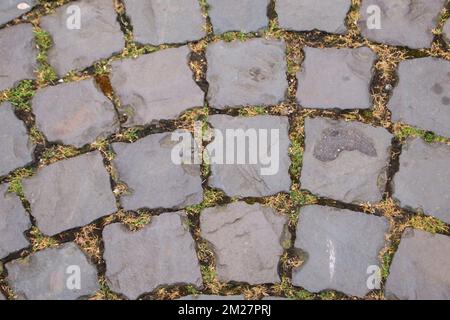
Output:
40 0 124 76
300 118 392 204
110 46 204 126
179 295 244 300
0 0 36 25
6 243 99 300
385 229 450 300
103 212 202 300
392 138 450 224
292 205 389 297
206 39 287 109
388 57 450 138
297 47 376 109
200 202 288 285
23 152 116 235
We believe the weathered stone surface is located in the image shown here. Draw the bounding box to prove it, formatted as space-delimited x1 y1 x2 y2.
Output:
6 243 99 300
0 0 36 25
292 205 389 297
40 0 124 76
206 115 291 197
392 138 450 224
386 229 450 300
276 0 351 34
208 0 269 34
297 47 376 109
0 23 36 92
206 39 287 109
359 0 445 49
388 57 450 138
200 202 288 284
179 295 244 300
444 20 450 44
300 118 392 203
262 296 289 300
0 292 5 300
123 0 205 45
110 46 204 126
32 79 119 147
103 212 202 300
0 184 31 259
23 152 116 235
112 132 203 211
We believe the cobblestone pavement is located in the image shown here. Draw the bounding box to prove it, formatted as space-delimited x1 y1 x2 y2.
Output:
1 0 450 300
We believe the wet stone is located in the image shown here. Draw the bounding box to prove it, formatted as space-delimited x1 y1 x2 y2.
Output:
300 118 392 203
297 47 376 109
292 205 389 297
0 0 36 25
179 295 244 300
6 243 99 300
103 212 202 300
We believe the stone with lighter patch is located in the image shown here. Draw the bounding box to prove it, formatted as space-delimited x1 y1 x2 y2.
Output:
0 1 36 25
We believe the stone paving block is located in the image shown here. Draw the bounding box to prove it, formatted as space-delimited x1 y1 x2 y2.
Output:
0 184 31 259
297 47 376 109
444 20 450 44
112 132 203 211
123 0 205 45
0 23 36 92
208 0 269 34
0 292 5 300
179 295 244 300
32 79 119 148
110 46 204 126
23 152 116 235
206 39 287 109
0 103 34 177
359 0 445 49
103 212 202 300
206 115 291 197
292 205 389 297
385 229 450 300
40 0 124 76
0 0 36 25
6 243 99 300
392 138 450 224
300 118 392 203
200 202 288 285
276 0 351 34
388 57 450 138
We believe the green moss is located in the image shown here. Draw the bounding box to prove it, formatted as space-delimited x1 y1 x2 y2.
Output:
34 27 57 85
7 168 35 197
7 80 36 111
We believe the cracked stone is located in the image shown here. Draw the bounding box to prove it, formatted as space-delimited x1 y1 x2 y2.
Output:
200 202 288 285
110 46 204 126
23 152 116 235
359 0 445 49
206 115 291 197
206 39 287 109
32 79 119 148
103 212 202 300
40 0 124 76
297 47 376 109
179 295 244 300
300 118 392 203
0 0 36 25
388 57 450 138
112 132 203 211
6 243 99 300
276 0 351 34
292 205 389 297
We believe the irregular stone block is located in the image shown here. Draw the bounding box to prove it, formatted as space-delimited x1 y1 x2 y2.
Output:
0 0 36 25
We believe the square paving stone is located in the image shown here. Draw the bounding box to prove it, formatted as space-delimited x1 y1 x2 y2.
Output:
300 118 392 204
359 0 446 49
103 211 202 300
32 79 119 148
392 138 450 224
123 0 205 45
112 131 203 211
40 0 124 76
292 205 389 297
297 47 376 109
23 152 117 236
206 115 291 197
385 229 450 300
206 39 287 109
6 243 99 300
276 0 351 34
388 57 450 138
200 202 288 285
110 46 204 126
0 0 36 25
0 23 36 92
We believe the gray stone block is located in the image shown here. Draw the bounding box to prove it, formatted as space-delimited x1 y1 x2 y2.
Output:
178 295 244 300
0 0 36 25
